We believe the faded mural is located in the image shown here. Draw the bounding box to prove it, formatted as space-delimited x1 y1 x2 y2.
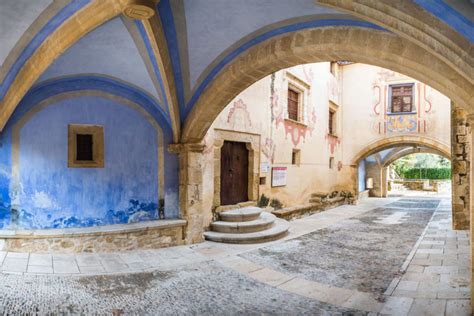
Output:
0 95 178 230
371 69 436 135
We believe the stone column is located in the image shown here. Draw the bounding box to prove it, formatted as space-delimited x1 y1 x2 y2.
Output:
365 161 383 197
467 113 474 309
381 166 388 197
451 104 470 230
169 143 205 244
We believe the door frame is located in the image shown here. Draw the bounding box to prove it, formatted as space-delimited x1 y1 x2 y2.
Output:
213 129 260 209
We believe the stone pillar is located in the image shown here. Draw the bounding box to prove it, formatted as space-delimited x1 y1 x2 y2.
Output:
381 166 388 197
467 113 474 309
365 161 383 197
451 104 470 230
169 143 205 244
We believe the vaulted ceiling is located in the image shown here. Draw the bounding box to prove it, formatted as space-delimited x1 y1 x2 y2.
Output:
0 0 472 142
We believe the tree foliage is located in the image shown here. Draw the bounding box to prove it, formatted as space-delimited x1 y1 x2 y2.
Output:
391 153 451 180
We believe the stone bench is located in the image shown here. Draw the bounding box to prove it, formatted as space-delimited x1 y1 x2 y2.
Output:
0 219 187 253
272 203 323 220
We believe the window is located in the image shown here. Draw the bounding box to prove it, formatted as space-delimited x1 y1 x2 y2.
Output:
68 124 104 168
291 149 301 166
287 88 300 121
390 84 414 113
330 61 337 76
285 72 310 123
328 101 339 136
328 110 335 135
329 157 334 169
76 134 93 161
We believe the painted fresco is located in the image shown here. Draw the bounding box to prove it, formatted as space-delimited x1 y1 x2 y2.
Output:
0 94 177 230
386 114 418 133
371 69 435 135
271 85 317 147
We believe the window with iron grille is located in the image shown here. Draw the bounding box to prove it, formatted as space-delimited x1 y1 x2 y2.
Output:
390 84 414 113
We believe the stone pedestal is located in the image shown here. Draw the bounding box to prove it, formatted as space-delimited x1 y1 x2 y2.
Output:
452 105 470 230
169 143 205 244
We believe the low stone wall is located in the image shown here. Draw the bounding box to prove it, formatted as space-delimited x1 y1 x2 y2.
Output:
389 179 443 192
0 219 186 253
272 191 354 220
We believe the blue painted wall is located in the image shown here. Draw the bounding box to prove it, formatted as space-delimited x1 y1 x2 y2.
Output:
358 159 366 192
0 90 179 230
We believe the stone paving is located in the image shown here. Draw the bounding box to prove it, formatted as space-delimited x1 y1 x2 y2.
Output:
0 194 470 315
241 198 438 298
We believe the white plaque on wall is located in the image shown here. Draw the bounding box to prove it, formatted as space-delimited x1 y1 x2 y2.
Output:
260 162 270 173
271 167 287 187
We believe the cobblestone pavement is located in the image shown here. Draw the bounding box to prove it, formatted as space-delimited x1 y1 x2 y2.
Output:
0 261 360 315
0 195 470 315
241 198 439 298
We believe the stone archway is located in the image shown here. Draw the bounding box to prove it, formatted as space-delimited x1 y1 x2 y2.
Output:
382 147 450 168
351 135 451 166
181 27 473 143
350 135 451 199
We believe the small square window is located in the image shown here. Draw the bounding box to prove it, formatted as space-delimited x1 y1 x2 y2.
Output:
329 157 334 169
259 177 266 185
292 149 301 166
68 124 104 168
76 134 93 161
390 84 414 113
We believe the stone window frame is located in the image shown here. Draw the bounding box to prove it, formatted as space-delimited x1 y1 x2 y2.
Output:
285 71 310 124
68 124 104 168
213 129 260 209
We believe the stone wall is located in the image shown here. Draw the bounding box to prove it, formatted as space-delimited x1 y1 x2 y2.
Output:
451 105 470 230
0 220 186 253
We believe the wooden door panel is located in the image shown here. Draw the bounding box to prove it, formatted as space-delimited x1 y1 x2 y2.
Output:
220 141 248 205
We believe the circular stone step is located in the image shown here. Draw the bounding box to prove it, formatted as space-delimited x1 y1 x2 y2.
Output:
210 212 276 233
204 218 289 244
219 206 262 222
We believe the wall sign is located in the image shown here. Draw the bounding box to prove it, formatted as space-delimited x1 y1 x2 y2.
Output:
260 162 270 173
271 167 287 187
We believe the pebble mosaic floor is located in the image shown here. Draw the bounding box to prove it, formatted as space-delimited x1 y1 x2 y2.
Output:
0 194 469 315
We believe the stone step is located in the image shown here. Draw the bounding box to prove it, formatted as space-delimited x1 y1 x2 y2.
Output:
211 212 276 233
204 218 289 244
272 203 322 220
311 192 328 198
237 201 257 208
219 206 262 222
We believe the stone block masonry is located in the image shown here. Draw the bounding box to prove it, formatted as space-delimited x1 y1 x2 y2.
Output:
451 105 470 230
0 220 186 253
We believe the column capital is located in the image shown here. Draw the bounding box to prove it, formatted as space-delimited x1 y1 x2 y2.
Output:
168 143 205 154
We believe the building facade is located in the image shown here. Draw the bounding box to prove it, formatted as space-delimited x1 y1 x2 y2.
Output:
200 62 451 227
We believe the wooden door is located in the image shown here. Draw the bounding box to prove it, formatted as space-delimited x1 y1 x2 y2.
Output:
220 141 249 205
